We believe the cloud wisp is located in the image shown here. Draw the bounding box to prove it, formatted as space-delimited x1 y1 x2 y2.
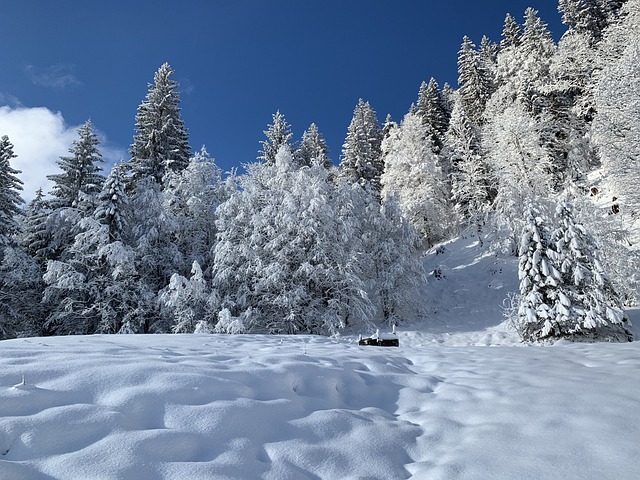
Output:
25 63 83 89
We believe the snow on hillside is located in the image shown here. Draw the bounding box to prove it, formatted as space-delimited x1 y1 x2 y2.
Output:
1 237 638 480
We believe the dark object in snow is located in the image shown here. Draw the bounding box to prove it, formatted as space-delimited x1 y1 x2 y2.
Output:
358 327 399 347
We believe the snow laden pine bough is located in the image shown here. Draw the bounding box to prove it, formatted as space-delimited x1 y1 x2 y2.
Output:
358 325 400 347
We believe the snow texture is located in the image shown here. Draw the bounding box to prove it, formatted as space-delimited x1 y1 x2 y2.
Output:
0 237 638 479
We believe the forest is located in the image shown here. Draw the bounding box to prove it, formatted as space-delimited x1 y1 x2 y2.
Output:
0 0 638 343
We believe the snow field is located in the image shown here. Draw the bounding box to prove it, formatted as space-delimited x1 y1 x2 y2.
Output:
1 332 639 480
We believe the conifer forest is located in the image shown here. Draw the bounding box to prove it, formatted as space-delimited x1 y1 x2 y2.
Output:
1 1 638 343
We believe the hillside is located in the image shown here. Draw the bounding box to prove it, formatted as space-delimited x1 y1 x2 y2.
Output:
1 237 638 480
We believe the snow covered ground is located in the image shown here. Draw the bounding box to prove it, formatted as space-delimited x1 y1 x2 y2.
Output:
1 238 639 479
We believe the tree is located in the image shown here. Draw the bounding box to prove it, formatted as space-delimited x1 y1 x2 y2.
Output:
457 36 494 125
549 201 632 341
416 78 450 152
129 63 191 187
157 261 210 333
339 99 384 196
444 101 492 239
212 147 374 335
592 9 640 219
163 147 231 277
381 111 453 247
558 0 611 41
295 123 331 169
482 102 555 253
500 13 522 50
0 135 24 247
258 111 294 165
515 200 633 342
47 120 105 212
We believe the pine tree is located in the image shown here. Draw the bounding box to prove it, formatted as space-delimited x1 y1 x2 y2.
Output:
457 36 494 125
129 63 191 187
157 261 209 333
258 111 294 165
500 13 522 50
295 123 331 168
516 202 563 341
549 201 632 341
559 0 610 41
381 111 453 247
0 135 24 247
339 99 384 196
445 101 492 239
416 78 450 152
94 163 130 243
47 120 105 212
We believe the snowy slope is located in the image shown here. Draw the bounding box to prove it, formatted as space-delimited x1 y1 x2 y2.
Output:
1 237 638 480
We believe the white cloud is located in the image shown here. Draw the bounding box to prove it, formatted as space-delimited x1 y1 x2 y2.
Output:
0 106 124 203
25 64 83 89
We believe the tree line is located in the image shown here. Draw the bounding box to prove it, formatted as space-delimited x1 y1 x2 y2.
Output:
1 0 638 342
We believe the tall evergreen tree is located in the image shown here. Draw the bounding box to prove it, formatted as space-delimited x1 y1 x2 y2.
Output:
129 63 191 187
381 111 453 247
416 78 450 153
457 36 494 125
47 120 105 212
295 123 331 169
339 99 384 196
0 135 24 247
258 111 294 165
500 13 522 50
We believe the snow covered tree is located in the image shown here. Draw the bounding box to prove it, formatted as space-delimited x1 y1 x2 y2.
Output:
212 147 375 335
339 99 384 196
163 147 231 278
358 192 426 326
559 0 610 41
457 36 494 125
416 78 450 152
381 111 454 247
47 120 105 212
515 200 633 342
0 135 24 247
157 261 210 333
500 13 522 50
258 111 294 165
548 200 632 341
129 63 191 187
515 201 564 341
482 101 555 253
94 162 130 244
592 11 640 219
295 123 331 169
445 101 492 239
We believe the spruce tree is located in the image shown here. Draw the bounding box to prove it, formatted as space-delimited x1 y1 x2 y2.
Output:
339 99 384 196
129 63 191 187
500 13 522 50
47 120 105 212
258 111 294 165
416 78 450 152
295 123 331 169
0 135 24 247
457 36 494 125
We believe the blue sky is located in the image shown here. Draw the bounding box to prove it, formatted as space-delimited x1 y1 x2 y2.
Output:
0 1 565 200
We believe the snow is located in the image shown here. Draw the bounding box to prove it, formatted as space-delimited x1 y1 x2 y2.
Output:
1 237 639 479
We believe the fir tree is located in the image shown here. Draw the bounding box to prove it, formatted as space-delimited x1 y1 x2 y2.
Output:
258 111 294 165
47 120 105 212
500 13 522 50
416 78 450 153
339 99 384 196
457 36 494 125
129 63 191 187
295 123 331 168
0 135 24 247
